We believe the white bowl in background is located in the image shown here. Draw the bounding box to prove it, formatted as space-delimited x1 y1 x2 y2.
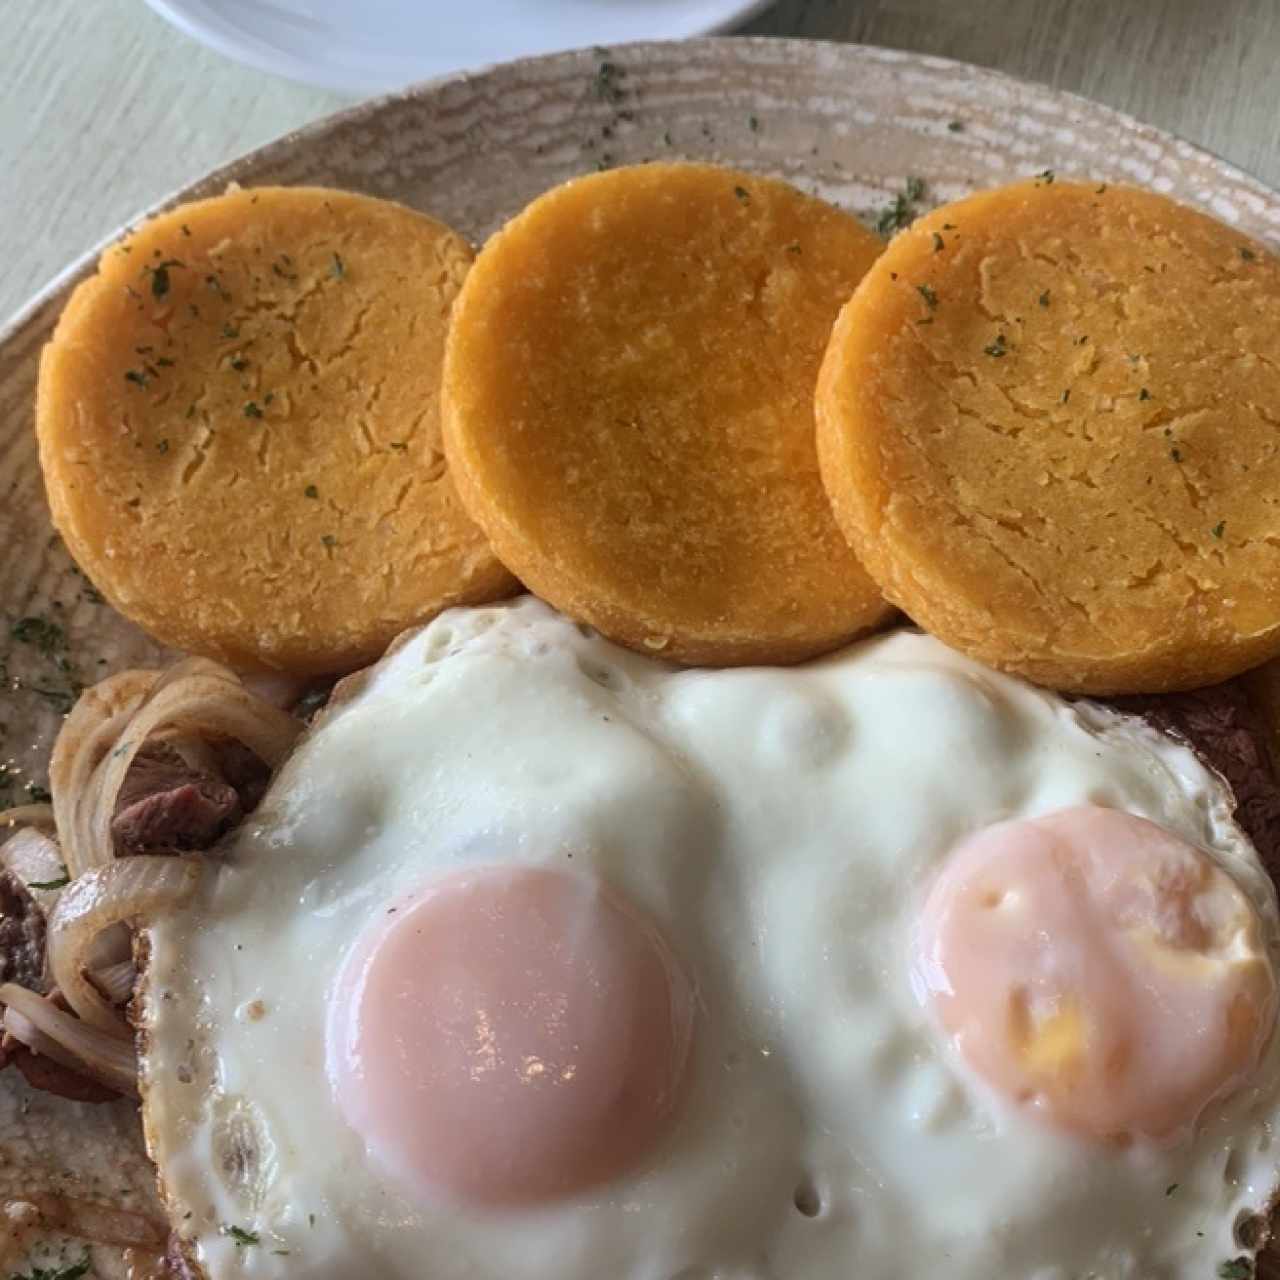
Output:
141 0 774 95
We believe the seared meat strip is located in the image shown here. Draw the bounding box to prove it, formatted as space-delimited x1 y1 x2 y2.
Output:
111 742 244 853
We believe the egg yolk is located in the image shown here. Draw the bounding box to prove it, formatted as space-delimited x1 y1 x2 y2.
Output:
326 866 695 1206
913 805 1277 1144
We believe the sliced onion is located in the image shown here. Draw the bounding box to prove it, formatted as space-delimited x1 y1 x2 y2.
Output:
47 856 202 1032
74 660 301 874
84 922 132 972
0 826 65 890
89 959 137 1006
49 658 304 875
27 1192 166 1250
145 658 302 766
0 804 55 833
165 732 221 778
0 985 138 1096
240 669 309 709
4 1008 81 1072
51 672 158 876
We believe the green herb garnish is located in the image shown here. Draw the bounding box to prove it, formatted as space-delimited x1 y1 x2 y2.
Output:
331 252 345 280
15 1251 92 1280
1218 1260 1253 1280
916 283 938 310
1139 388 1150 401
1038 290 1050 307
592 59 624 103
932 232 945 253
12 617 64 656
149 258 184 298
1241 247 1256 262
33 682 79 713
226 1225 260 1247
875 177 926 236
1212 520 1226 538
124 369 148 388
304 485 319 499
734 185 750 202
29 867 70 891
983 334 1008 358
243 402 263 419
876 195 911 236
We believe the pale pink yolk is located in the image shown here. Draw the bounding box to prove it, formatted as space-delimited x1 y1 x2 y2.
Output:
913 805 1277 1144
326 866 695 1206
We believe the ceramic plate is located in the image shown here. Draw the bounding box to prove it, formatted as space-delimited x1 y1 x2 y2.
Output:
141 0 775 94
3 37 1280 1276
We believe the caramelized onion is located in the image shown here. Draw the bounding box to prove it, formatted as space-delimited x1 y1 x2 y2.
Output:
50 671 158 877
84 922 132 972
240 669 309 710
0 804 55 833
90 959 138 1006
26 1192 165 1249
0 825 65 891
15 659 302 1111
0 985 137 1096
47 856 201 1033
50 660 301 874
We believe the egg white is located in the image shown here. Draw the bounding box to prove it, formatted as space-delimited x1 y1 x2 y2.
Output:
138 597 1280 1280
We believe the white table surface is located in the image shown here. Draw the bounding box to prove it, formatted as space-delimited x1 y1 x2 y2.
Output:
7 0 1280 328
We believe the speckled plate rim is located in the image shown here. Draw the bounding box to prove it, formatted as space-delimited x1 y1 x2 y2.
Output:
6 35 1280 348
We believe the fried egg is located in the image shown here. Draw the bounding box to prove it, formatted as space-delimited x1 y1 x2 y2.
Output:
138 597 1280 1280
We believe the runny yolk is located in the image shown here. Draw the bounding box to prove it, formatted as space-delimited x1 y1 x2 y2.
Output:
326 866 695 1206
912 805 1278 1144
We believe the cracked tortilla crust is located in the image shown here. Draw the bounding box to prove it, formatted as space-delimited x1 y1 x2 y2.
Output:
37 186 517 677
816 178 1280 694
442 162 893 666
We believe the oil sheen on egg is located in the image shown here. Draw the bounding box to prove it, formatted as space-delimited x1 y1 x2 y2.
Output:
137 597 1280 1280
